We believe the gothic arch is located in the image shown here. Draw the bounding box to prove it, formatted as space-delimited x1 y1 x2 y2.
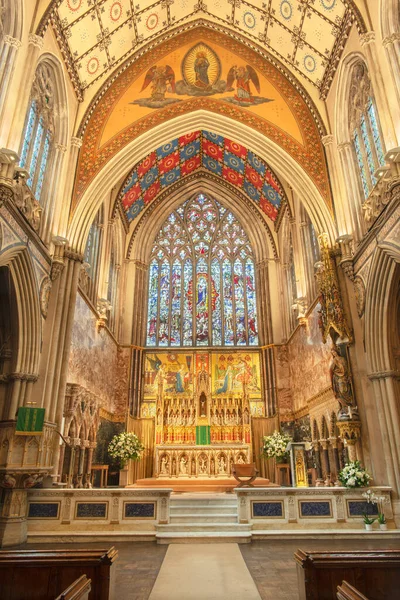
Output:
68 112 337 255
127 177 277 265
0 245 41 418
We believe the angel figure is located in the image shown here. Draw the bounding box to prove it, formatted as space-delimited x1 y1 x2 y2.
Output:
140 65 175 102
226 65 260 104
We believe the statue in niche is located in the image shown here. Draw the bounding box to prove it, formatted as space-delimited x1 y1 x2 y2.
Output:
237 454 245 464
180 456 187 475
172 457 176 476
329 345 355 420
199 456 207 474
200 392 207 417
210 457 215 475
191 458 196 475
218 456 227 474
160 456 169 475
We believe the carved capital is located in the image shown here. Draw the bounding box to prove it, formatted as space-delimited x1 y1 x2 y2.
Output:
50 258 65 281
28 34 44 49
321 134 334 147
3 35 22 49
360 32 376 47
383 33 400 47
70 137 83 148
55 143 67 153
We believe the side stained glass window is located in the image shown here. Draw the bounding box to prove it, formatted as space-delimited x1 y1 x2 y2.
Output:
349 62 386 200
146 194 259 347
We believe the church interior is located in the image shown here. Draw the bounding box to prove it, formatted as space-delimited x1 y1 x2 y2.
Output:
0 1 399 599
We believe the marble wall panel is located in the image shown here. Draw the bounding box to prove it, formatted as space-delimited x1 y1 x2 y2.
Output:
287 304 331 412
68 293 124 413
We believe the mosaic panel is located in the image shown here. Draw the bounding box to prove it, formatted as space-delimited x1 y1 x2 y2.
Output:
252 501 284 518
299 500 332 518
28 502 60 519
347 500 379 518
124 502 156 519
75 502 108 519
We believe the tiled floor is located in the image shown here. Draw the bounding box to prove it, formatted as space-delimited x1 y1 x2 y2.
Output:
22 538 400 600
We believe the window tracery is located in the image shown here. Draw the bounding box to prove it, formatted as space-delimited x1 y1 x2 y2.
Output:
146 193 258 348
349 62 385 199
19 62 55 202
82 206 104 304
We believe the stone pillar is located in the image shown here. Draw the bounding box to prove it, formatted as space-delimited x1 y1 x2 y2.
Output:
320 439 331 479
329 437 341 483
54 137 83 239
0 36 22 128
7 34 43 152
41 142 68 244
337 142 366 241
383 33 400 107
312 441 324 485
322 135 353 238
360 32 398 150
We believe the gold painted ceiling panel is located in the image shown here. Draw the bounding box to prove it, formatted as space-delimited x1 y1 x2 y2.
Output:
52 0 356 97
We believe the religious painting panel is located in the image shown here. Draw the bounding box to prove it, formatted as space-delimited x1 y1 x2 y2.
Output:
143 352 194 401
211 351 261 398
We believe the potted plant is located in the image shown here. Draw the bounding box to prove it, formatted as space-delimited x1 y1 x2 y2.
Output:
338 460 371 488
262 430 291 463
108 432 144 486
363 489 389 530
363 514 375 531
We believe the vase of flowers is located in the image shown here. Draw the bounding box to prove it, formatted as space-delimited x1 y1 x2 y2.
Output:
262 430 291 462
108 432 145 470
363 514 375 531
338 460 371 488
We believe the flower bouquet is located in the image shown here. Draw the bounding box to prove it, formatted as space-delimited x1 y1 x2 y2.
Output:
362 489 389 530
262 430 291 462
338 460 371 488
108 432 144 469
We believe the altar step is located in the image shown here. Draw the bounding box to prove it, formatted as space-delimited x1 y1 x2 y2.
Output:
156 494 251 543
131 476 275 493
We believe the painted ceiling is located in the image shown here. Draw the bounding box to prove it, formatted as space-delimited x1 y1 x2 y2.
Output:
52 0 358 99
119 130 284 223
72 28 331 212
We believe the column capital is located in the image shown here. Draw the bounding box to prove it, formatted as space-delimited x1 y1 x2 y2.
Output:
383 33 400 47
70 136 83 148
368 369 400 381
55 143 68 153
321 134 335 147
28 34 44 50
4 35 22 49
337 141 352 152
360 31 376 47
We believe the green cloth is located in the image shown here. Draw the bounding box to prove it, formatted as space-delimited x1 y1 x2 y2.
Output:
16 407 45 435
196 425 211 445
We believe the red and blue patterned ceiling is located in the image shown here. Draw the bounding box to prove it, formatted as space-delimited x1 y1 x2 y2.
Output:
119 131 284 223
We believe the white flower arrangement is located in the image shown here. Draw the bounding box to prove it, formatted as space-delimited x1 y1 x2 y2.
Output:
108 432 144 468
262 430 291 460
362 489 388 524
338 460 371 488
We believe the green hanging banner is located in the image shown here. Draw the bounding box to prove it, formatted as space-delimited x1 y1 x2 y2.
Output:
15 407 45 435
196 425 211 445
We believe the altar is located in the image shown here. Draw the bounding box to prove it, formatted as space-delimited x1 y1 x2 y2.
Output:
155 444 251 478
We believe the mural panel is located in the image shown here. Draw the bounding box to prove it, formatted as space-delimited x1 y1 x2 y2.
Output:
144 352 194 401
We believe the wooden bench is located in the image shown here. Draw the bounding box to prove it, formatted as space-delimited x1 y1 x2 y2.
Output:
337 581 369 600
0 547 117 600
55 575 91 600
295 549 400 600
232 462 258 487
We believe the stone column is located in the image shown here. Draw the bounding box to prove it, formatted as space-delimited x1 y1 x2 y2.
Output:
312 441 324 486
383 33 400 107
322 135 353 237
337 142 366 241
41 142 68 244
54 137 83 239
129 260 148 417
320 439 331 480
0 36 22 129
329 437 341 483
7 34 43 151
360 32 398 150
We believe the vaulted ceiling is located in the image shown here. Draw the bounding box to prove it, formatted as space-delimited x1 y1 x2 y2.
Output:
48 0 363 100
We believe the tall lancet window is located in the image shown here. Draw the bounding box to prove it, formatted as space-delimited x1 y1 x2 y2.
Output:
146 193 258 348
349 62 385 199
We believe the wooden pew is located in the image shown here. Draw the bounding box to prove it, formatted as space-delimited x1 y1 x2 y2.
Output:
294 549 400 600
55 575 91 600
337 581 369 600
0 547 117 600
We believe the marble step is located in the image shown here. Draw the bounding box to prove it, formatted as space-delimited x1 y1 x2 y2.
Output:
156 531 251 544
170 513 238 523
156 522 250 532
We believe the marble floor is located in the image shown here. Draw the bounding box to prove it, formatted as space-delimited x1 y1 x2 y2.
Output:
22 538 400 600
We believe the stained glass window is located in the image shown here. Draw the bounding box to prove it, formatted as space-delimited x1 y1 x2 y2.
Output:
349 63 386 200
19 63 55 204
146 194 259 347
